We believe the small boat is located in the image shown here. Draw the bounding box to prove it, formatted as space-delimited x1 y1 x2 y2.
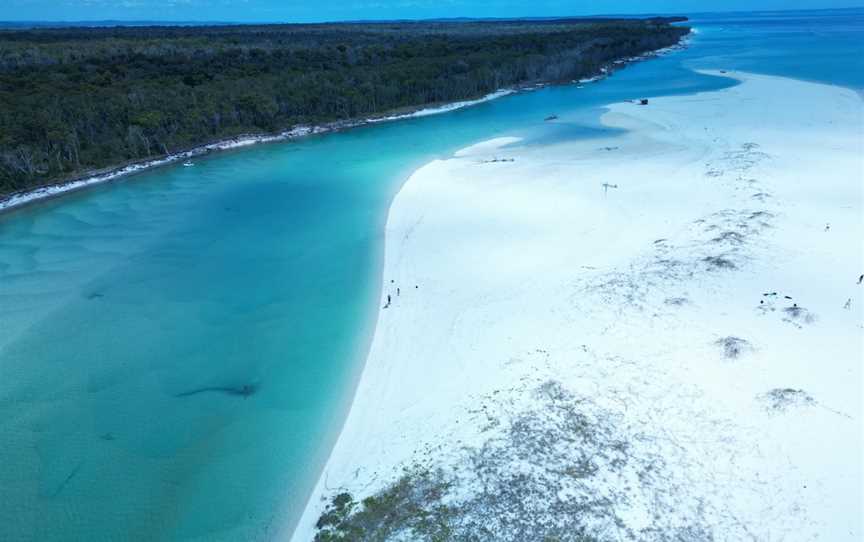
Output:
183 160 194 167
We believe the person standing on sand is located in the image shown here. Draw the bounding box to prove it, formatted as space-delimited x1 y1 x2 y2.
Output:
397 288 400 297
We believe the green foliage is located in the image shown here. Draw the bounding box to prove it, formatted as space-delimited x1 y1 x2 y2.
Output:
314 468 457 542
0 19 688 196
130 111 163 129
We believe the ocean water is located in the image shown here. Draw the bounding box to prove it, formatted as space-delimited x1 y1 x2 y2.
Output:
0 8 860 541
686 8 864 91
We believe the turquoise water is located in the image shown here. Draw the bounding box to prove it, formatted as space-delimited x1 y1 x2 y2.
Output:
0 8 861 541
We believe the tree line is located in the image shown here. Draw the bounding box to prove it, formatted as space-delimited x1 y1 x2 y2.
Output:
0 19 689 195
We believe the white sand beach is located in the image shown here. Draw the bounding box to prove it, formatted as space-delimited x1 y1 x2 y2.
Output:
292 71 863 540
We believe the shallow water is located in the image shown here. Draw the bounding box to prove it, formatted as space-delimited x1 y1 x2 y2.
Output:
0 8 860 541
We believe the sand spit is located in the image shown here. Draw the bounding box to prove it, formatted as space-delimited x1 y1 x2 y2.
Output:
293 71 863 540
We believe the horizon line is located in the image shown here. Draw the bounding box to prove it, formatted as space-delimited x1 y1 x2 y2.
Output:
0 5 860 27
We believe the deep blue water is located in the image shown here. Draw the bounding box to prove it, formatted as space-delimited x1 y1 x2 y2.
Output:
0 8 860 541
686 8 864 91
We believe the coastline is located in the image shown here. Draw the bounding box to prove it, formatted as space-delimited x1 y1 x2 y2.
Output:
274 37 694 540
292 70 863 540
0 37 689 216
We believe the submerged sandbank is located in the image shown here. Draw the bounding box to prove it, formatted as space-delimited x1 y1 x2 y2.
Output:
294 71 863 540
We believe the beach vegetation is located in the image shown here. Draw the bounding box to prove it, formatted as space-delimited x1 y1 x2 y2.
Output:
715 336 751 359
760 388 815 412
314 380 718 541
314 468 456 541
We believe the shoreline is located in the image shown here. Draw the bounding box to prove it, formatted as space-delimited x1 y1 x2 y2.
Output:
292 70 863 540
277 37 695 541
270 148 403 541
0 37 689 216
282 36 697 542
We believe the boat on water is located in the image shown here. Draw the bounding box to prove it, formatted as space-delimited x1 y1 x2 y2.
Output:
183 160 194 167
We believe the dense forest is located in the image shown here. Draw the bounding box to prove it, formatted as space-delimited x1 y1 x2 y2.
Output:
0 18 689 195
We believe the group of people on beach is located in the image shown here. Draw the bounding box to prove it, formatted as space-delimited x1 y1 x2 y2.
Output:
759 272 862 314
383 280 417 309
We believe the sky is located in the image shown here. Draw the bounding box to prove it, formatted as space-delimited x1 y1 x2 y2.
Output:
1 0 861 23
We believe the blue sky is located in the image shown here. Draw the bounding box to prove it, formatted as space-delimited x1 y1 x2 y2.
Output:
2 0 861 23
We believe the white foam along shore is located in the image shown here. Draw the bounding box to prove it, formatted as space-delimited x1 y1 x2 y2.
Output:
366 89 516 123
0 125 321 213
291 70 863 540
0 90 521 214
0 35 692 215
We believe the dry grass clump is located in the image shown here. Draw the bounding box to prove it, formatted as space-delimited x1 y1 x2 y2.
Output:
702 255 737 271
748 210 774 220
782 305 816 325
711 231 746 245
715 336 751 359
760 388 815 412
